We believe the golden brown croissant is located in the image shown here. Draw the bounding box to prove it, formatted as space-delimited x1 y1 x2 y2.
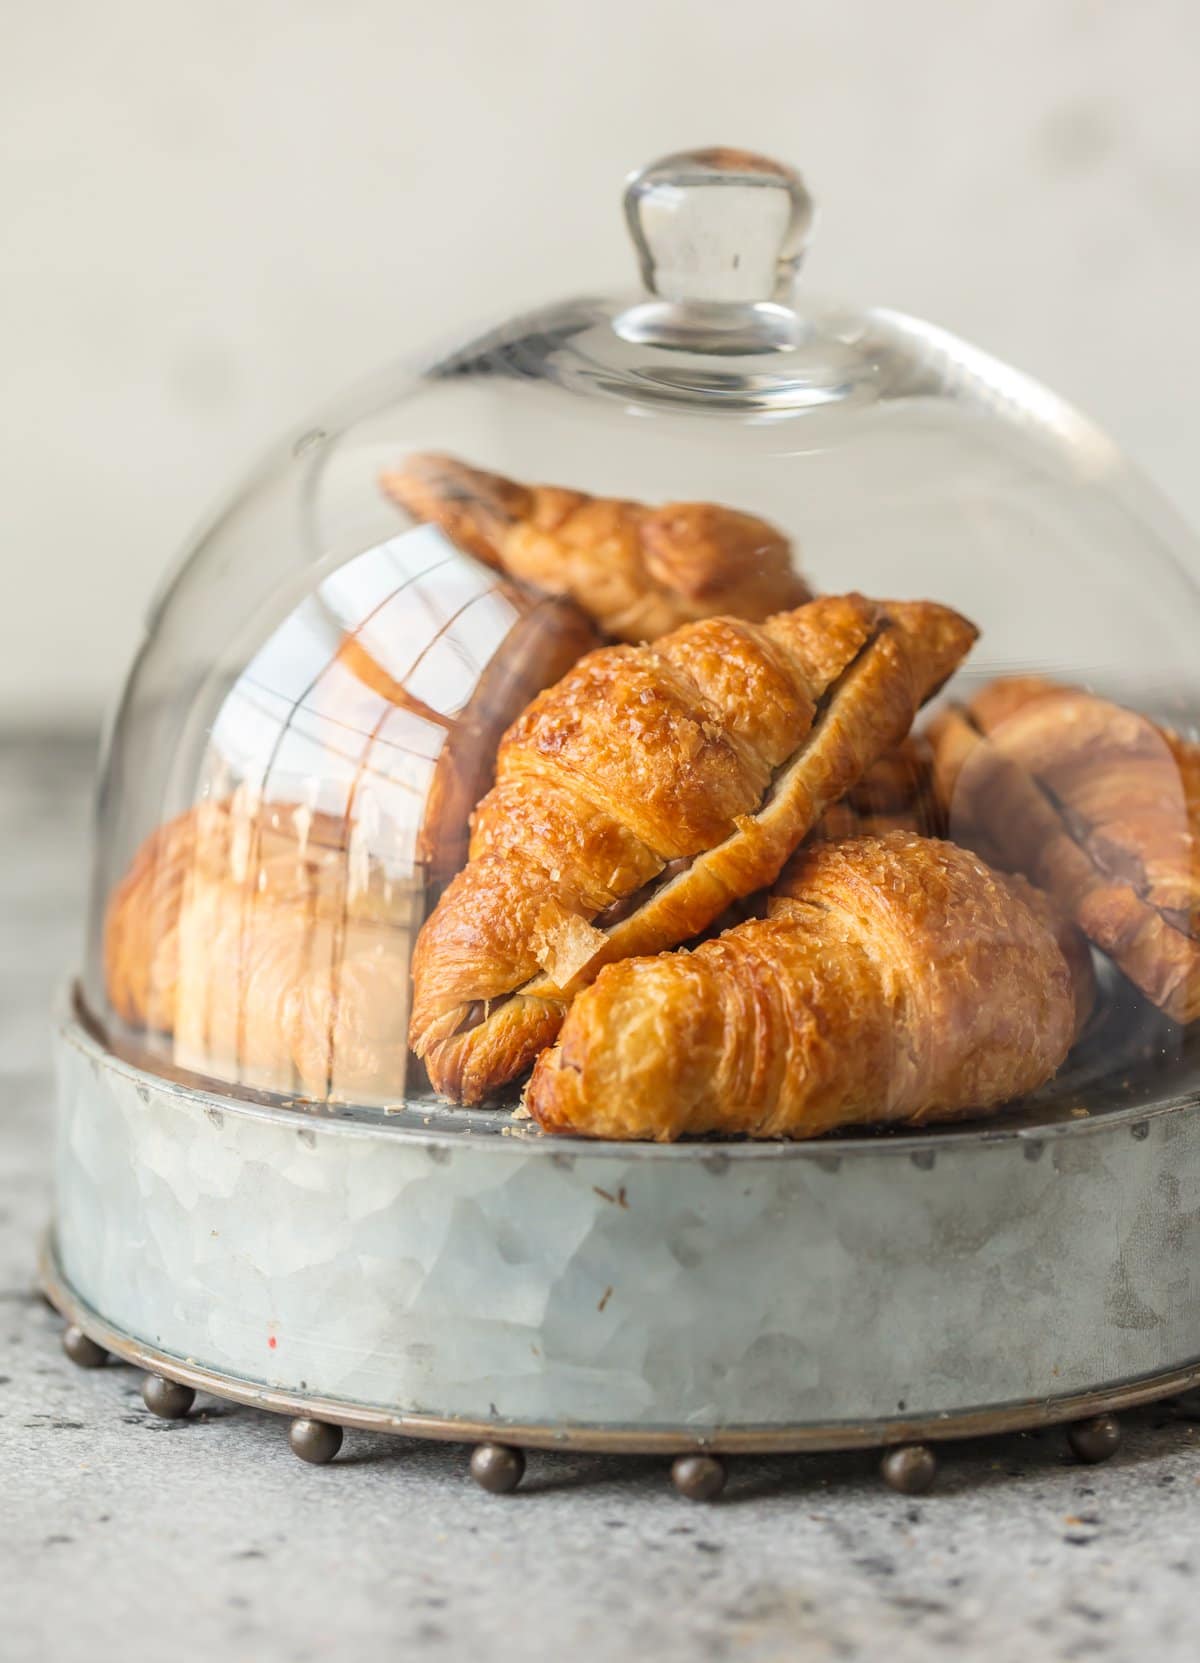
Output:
930 677 1200 1020
410 593 978 1103
105 795 419 1103
526 831 1092 1141
382 453 811 642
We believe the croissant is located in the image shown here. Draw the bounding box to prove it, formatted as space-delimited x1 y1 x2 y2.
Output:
382 453 811 642
526 831 1094 1141
930 677 1200 1020
959 675 1200 850
104 795 420 1102
410 593 978 1103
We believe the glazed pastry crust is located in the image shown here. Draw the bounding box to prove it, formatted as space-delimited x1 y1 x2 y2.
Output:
382 453 811 642
410 594 978 1103
527 831 1089 1141
930 677 1200 1021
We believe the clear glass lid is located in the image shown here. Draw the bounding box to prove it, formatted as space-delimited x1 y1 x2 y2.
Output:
84 148 1200 1136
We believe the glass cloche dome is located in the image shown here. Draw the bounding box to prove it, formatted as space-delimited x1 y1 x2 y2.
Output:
83 147 1200 1132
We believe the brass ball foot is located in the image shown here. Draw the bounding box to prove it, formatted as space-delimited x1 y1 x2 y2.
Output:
470 1443 526 1494
141 1373 196 1419
880 1443 938 1495
289 1418 344 1465
62 1325 108 1369
671 1453 727 1502
1067 1413 1121 1465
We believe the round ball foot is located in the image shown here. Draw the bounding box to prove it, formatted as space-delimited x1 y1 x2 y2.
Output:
141 1373 195 1419
1067 1413 1121 1465
880 1443 938 1495
289 1418 343 1465
470 1443 525 1494
671 1453 727 1502
62 1325 108 1370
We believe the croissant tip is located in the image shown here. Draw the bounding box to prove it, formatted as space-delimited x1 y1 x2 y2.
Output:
380 453 462 509
524 1046 579 1134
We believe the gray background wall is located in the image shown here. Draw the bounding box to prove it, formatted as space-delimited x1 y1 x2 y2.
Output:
5 0 1199 726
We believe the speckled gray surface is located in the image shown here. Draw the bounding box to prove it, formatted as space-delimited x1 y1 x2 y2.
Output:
6 734 1200 1663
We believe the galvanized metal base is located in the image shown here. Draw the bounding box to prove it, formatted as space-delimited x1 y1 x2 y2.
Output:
43 1240 1150 1498
38 1230 1188 1457
48 985 1200 1491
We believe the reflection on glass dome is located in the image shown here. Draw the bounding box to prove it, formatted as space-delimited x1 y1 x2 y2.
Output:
100 526 596 1105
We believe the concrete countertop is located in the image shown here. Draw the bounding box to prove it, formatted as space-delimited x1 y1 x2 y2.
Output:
5 735 1200 1663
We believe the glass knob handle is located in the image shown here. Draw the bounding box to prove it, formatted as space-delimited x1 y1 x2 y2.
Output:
624 148 815 307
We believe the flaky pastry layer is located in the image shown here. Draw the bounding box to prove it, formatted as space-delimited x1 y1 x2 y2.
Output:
527 831 1089 1141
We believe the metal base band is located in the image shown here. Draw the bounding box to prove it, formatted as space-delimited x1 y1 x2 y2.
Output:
37 1233 1198 1458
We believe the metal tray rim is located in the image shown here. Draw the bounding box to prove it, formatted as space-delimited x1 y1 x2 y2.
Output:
61 981 1200 1163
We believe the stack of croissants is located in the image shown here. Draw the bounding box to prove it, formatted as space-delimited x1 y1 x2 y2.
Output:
104 453 1200 1141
